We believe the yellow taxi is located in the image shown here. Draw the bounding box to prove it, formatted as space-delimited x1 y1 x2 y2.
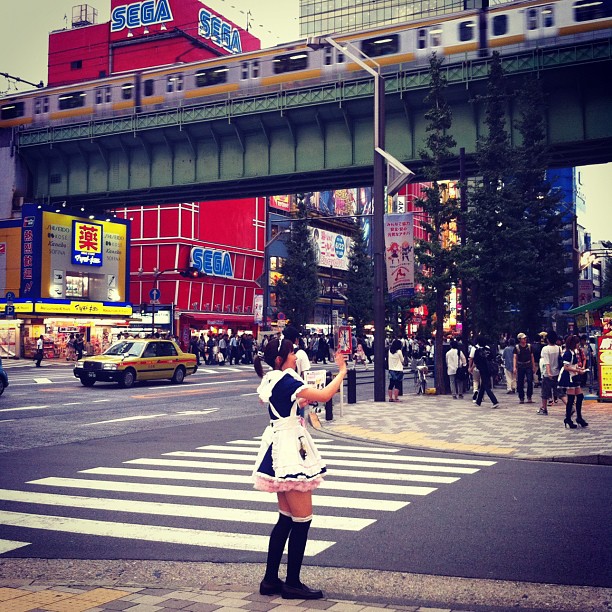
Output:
73 339 198 388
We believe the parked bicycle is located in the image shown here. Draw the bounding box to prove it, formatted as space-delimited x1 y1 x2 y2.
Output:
413 358 428 395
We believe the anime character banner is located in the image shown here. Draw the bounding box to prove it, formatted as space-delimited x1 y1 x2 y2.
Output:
384 213 414 299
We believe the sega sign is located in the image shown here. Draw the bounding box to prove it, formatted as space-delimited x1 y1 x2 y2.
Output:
190 247 234 278
111 0 173 32
198 9 243 54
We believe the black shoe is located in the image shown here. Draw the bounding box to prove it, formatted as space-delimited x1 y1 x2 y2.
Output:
260 578 284 596
564 418 577 429
576 418 589 427
281 582 323 600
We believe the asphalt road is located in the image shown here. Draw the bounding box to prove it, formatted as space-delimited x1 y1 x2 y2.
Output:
0 361 610 589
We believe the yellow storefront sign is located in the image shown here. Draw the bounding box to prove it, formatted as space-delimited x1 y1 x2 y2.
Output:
1 302 131 316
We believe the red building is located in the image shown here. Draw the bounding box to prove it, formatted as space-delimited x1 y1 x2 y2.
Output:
46 1 265 344
48 1 260 87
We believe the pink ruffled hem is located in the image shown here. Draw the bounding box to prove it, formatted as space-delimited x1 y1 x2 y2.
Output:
254 475 324 492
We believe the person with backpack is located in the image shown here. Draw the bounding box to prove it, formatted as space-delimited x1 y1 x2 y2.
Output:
472 337 500 408
513 333 536 404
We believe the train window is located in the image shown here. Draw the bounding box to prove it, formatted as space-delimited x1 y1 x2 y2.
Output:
417 28 427 49
272 53 309 74
58 92 86 110
34 97 49 114
573 0 612 21
241 62 249 80
253 60 260 78
95 87 111 104
196 67 229 87
458 21 476 41
324 46 333 66
361 34 399 57
542 6 555 26
121 83 134 100
527 8 539 29
1 102 24 120
492 14 508 36
166 74 184 93
144 79 155 96
429 27 442 47
337 51 344 63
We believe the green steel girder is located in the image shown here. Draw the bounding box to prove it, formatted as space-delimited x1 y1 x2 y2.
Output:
9 38 612 208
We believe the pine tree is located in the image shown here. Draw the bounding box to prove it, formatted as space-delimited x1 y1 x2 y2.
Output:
346 223 373 336
275 198 320 329
414 52 459 393
464 51 522 341
511 76 567 336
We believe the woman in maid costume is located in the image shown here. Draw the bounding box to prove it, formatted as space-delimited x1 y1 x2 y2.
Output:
253 333 347 600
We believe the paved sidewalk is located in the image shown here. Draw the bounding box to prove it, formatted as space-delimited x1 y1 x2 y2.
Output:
319 389 612 464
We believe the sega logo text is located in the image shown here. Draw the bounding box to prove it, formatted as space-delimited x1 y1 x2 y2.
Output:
198 9 243 55
190 247 234 278
111 0 173 32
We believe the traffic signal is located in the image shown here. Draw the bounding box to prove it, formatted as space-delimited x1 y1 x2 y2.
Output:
180 266 205 278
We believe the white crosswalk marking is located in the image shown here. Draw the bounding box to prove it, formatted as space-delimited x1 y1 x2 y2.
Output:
0 437 496 557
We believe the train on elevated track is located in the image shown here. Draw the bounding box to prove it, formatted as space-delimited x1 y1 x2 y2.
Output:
1 0 611 129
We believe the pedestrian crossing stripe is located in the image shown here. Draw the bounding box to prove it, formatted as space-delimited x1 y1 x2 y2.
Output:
0 510 334 555
0 437 497 557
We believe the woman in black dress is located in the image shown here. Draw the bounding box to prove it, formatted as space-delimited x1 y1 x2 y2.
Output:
558 335 588 428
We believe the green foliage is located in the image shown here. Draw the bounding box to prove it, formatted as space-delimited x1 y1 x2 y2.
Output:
346 223 374 336
275 201 320 328
464 55 567 339
414 52 460 392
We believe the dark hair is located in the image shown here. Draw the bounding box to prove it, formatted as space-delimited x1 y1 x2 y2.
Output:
254 338 293 378
389 339 402 354
565 335 578 351
546 330 558 344
450 340 458 350
508 338 515 346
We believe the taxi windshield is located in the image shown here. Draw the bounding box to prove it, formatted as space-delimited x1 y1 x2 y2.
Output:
104 341 144 357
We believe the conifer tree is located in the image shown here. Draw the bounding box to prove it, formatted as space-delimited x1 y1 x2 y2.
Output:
414 52 459 393
346 223 373 336
275 197 320 329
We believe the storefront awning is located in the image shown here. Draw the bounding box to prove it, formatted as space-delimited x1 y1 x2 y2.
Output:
180 312 255 325
566 295 612 315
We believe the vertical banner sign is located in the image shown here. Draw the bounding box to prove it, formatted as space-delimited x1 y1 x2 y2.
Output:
253 295 263 324
384 213 414 299
598 335 612 401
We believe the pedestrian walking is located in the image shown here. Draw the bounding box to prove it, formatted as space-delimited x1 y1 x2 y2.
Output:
387 339 404 402
35 335 44 367
446 340 466 399
473 337 500 408
253 337 347 600
502 339 516 394
514 333 535 404
538 330 562 415
558 335 588 429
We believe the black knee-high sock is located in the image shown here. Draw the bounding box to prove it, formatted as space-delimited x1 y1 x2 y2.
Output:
575 393 584 420
285 517 312 587
264 512 293 582
565 395 575 421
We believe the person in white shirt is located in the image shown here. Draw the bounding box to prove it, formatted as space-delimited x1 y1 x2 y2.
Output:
387 339 405 402
35 335 44 367
446 340 467 399
538 330 563 415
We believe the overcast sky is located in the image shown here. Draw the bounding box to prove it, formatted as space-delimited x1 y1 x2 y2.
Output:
1 0 609 244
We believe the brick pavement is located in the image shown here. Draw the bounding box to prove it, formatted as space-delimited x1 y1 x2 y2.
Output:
320 391 612 463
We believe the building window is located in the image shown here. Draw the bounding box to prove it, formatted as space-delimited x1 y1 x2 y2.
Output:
70 60 83 70
66 273 89 298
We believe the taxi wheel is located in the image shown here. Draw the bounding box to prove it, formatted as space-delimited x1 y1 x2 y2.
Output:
80 378 95 387
120 368 136 388
172 366 186 384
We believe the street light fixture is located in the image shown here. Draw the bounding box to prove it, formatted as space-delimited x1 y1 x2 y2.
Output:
306 36 413 401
